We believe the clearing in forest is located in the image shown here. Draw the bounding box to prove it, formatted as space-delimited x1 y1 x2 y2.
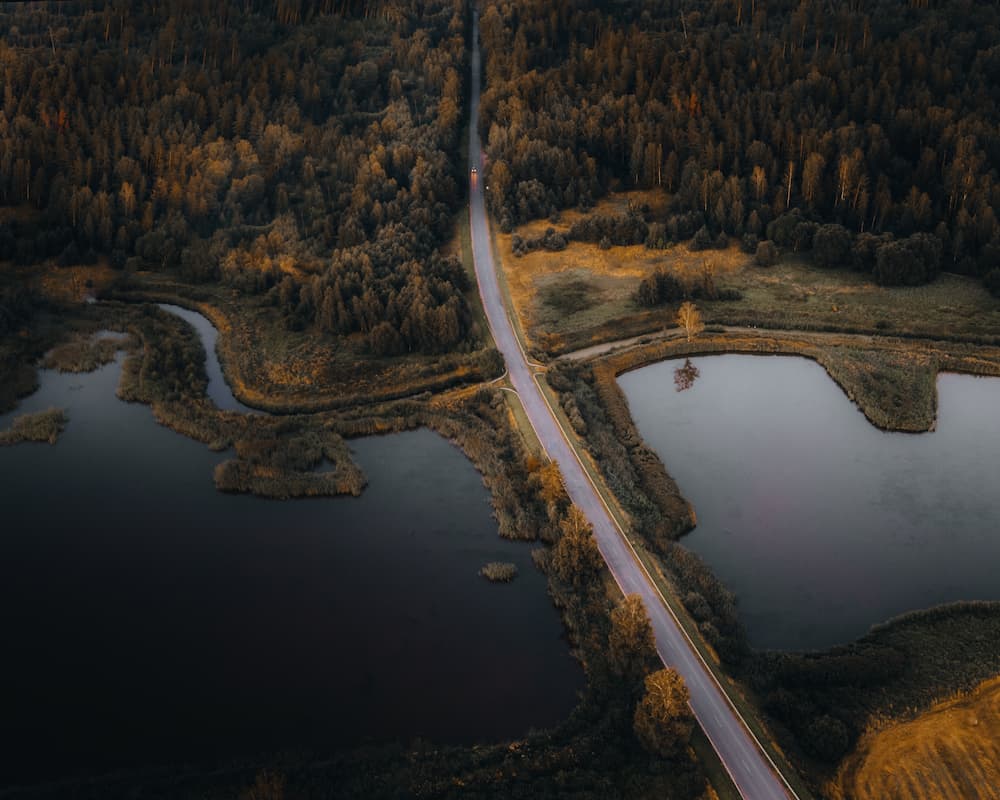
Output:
496 192 1000 353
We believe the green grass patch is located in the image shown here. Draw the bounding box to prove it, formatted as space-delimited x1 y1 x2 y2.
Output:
713 259 1000 343
540 276 602 316
501 389 547 461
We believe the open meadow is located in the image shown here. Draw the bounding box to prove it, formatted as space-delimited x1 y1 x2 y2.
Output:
496 193 1000 354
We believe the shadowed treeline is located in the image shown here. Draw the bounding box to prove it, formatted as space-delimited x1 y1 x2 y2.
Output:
479 0 1000 295
0 0 475 355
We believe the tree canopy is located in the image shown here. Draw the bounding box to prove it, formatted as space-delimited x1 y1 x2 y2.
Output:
480 0 1000 293
633 668 695 759
0 0 476 352
608 593 658 687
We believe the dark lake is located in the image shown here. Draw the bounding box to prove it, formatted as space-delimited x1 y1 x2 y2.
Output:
618 354 1000 652
0 330 580 787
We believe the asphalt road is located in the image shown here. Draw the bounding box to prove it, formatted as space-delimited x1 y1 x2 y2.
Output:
467 11 794 800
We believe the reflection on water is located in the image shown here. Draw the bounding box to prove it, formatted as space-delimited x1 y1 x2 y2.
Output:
673 358 700 392
0 356 581 786
620 354 1000 651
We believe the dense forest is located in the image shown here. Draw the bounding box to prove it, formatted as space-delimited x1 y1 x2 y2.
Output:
480 0 1000 293
0 0 474 354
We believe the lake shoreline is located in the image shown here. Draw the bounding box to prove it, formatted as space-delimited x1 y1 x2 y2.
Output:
108 279 503 414
4 302 696 800
550 335 1000 788
620 352 1000 651
0 317 585 789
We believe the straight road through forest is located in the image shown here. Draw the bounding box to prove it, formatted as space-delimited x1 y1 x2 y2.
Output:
467 9 794 800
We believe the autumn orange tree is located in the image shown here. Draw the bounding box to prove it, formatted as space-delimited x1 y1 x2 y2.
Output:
608 594 658 687
530 460 568 524
633 668 695 759
676 301 704 342
549 505 604 590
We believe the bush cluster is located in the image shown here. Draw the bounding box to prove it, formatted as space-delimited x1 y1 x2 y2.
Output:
511 227 568 256
635 265 742 308
479 561 518 582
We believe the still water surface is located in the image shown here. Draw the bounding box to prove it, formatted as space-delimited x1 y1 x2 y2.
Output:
619 354 1000 652
0 344 580 785
158 303 257 413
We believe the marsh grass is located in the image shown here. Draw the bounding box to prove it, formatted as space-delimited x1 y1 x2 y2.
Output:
1 302 714 800
215 429 366 499
213 459 365 499
819 347 938 431
0 285 720 799
479 562 518 582
583 330 1000 433
0 407 67 445
111 276 501 412
42 334 129 373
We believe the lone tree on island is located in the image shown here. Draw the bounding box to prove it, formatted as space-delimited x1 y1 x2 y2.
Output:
633 668 695 759
676 301 704 342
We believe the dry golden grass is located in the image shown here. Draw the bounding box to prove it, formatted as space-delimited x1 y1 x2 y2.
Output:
496 191 1000 352
34 262 118 305
2 255 133 308
497 191 733 346
829 677 1000 800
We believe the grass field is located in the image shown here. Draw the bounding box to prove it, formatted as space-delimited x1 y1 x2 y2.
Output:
830 677 1000 800
498 192 1000 354
110 272 499 413
715 259 1000 343
35 262 119 305
497 191 724 348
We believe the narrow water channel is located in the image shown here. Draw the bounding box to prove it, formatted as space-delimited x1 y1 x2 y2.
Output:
157 303 257 413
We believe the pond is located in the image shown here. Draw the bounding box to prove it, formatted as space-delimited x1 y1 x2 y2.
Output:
0 337 581 787
618 354 1000 652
